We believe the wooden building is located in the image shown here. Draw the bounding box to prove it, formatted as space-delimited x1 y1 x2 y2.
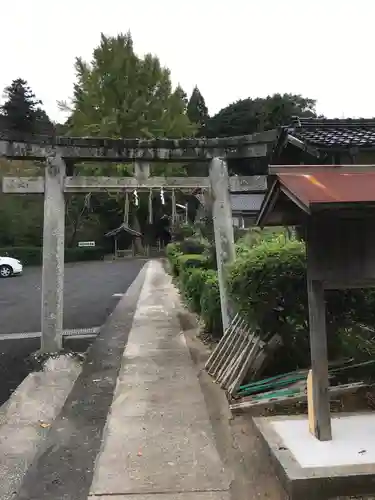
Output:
257 164 375 441
273 117 375 166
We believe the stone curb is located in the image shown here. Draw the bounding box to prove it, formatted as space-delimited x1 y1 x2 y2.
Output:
0 355 82 500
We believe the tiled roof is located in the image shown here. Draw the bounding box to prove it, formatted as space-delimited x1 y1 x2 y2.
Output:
288 117 375 149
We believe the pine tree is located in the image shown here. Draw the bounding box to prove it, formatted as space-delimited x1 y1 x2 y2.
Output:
187 86 209 132
0 78 54 135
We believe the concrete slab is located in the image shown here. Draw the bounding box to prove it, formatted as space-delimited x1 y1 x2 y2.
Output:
90 260 230 497
254 413 375 499
273 413 375 468
0 355 81 500
89 493 230 500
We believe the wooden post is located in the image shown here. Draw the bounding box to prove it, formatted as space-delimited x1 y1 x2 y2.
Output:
41 152 66 353
307 278 332 441
209 158 235 331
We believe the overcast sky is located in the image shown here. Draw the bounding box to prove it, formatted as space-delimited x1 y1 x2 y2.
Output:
1 0 373 123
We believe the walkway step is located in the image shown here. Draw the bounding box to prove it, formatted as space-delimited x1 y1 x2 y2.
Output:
89 260 230 498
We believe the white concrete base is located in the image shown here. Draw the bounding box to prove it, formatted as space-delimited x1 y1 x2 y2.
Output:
272 414 375 468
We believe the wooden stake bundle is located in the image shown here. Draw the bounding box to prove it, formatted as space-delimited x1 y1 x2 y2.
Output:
205 313 279 397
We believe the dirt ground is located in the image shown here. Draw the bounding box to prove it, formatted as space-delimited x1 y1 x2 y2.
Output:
179 309 288 500
179 309 375 500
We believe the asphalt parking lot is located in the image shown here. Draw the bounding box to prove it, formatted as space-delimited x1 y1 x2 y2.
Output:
0 259 145 335
0 259 146 404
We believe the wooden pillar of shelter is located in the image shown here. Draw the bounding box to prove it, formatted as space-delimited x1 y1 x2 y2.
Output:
306 222 332 441
41 152 66 353
209 157 235 331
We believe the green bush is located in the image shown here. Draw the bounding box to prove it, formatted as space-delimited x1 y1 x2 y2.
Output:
65 247 107 263
173 223 196 241
180 268 210 314
228 236 375 371
202 243 217 270
178 237 209 255
0 246 107 266
0 247 43 265
177 253 209 271
200 270 222 337
166 243 183 276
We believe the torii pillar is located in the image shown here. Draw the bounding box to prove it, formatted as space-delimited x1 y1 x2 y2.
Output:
41 151 66 353
209 158 235 331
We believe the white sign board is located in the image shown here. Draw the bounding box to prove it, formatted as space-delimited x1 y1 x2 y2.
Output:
78 241 95 248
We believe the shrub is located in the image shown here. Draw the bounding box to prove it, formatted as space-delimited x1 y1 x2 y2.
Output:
202 243 217 270
200 270 222 337
65 247 107 263
177 253 209 271
228 236 375 371
166 243 183 276
180 268 210 314
0 246 107 266
194 217 215 243
0 247 43 265
178 237 209 255
173 223 196 241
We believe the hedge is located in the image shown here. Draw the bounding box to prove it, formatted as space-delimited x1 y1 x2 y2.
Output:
179 268 209 314
166 243 183 276
200 270 222 336
228 236 375 371
172 223 196 242
166 238 223 335
177 254 209 271
168 231 375 373
166 238 213 277
0 246 107 266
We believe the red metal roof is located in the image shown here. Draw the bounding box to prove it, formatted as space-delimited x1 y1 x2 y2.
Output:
277 171 375 207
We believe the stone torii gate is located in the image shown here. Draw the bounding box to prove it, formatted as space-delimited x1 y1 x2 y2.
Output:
0 131 277 353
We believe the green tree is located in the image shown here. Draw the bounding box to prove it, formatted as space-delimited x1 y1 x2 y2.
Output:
205 93 318 138
0 78 54 135
187 86 209 133
66 32 195 139
63 32 196 250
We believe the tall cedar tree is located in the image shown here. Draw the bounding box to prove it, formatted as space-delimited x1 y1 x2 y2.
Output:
187 86 209 134
0 78 54 135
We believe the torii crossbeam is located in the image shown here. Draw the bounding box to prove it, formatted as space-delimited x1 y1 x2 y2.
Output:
0 131 277 353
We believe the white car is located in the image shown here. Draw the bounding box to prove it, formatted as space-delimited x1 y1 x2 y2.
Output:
0 256 23 278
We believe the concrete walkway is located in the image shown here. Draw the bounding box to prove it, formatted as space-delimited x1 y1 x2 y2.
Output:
88 260 231 500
